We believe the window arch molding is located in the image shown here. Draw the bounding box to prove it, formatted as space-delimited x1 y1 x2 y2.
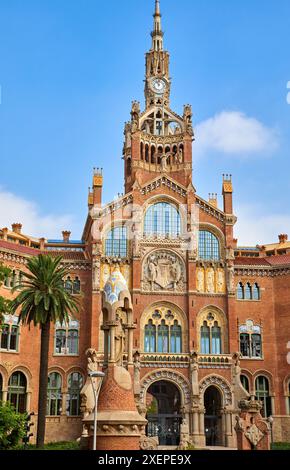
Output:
240 370 253 394
140 301 187 353
253 370 274 394
196 306 228 354
0 365 9 390
198 223 225 260
103 222 129 259
47 367 66 391
142 195 187 237
10 366 32 395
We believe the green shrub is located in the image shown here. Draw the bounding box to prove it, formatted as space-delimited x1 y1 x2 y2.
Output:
271 442 290 451
0 402 26 450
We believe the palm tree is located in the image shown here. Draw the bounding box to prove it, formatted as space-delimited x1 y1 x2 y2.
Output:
11 254 79 448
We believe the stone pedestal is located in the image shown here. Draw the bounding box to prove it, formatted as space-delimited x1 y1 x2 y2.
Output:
235 399 270 451
84 365 147 450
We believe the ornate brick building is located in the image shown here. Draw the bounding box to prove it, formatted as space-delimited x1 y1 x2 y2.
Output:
0 0 289 448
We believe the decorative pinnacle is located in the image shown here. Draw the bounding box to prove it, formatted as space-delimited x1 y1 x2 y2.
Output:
151 0 163 51
155 0 160 15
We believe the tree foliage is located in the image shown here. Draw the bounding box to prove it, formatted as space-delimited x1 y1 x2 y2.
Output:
0 402 26 450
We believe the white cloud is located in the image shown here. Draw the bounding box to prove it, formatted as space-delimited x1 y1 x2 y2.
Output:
0 188 75 239
194 111 279 157
235 203 290 246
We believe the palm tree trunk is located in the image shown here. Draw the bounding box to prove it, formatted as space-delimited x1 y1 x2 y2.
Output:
36 320 51 448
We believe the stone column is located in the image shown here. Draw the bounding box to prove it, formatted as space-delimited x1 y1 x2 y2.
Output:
127 327 134 365
109 326 116 362
225 410 233 447
192 408 199 436
26 391 32 413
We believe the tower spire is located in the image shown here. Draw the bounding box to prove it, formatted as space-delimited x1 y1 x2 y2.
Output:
151 0 164 51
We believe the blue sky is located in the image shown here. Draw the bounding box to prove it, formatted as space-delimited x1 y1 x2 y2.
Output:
0 0 289 244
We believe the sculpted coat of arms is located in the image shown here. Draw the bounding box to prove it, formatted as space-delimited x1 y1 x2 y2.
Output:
142 251 185 292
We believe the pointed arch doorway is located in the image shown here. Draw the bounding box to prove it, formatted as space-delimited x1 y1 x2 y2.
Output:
204 386 223 446
146 380 182 446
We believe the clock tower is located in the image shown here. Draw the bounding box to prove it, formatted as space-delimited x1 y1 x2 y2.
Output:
123 0 194 194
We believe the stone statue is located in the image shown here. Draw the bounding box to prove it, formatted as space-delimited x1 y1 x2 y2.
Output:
93 259 101 291
115 313 126 366
206 269 215 293
160 154 168 172
183 104 193 135
190 351 199 396
131 101 140 133
196 268 205 292
217 270 225 293
227 265 235 293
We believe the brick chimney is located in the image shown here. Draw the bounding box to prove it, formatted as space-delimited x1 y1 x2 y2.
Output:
62 231 71 243
12 223 22 234
278 234 288 244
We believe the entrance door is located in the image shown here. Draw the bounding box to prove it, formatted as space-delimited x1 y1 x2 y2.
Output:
204 386 223 446
146 381 182 446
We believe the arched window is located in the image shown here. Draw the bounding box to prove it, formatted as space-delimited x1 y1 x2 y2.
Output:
200 320 221 355
158 320 169 353
252 283 260 300
239 322 262 358
255 376 272 418
0 315 20 352
170 321 182 353
64 277 73 294
237 283 244 300
67 373 83 416
55 319 79 355
144 320 156 353
143 308 183 354
198 231 220 260
245 283 252 300
127 158 132 176
7 372 27 413
105 227 127 258
47 373 62 416
241 375 250 393
151 146 156 164
144 203 181 237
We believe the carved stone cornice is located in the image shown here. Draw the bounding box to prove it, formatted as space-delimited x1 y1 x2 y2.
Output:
140 176 187 198
195 196 225 223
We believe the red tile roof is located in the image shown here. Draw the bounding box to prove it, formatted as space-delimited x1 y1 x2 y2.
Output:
266 254 290 266
234 257 271 266
0 240 40 256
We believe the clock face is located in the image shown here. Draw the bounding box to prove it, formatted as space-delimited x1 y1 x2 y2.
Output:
151 78 166 94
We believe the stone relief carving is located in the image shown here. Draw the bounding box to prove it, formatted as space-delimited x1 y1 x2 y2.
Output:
140 370 191 406
142 251 186 292
92 259 101 291
245 424 264 447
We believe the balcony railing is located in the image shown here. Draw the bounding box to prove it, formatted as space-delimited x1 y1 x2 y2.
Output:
140 353 190 367
198 354 232 367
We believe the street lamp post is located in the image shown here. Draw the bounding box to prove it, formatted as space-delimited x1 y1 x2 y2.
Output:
89 371 105 451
